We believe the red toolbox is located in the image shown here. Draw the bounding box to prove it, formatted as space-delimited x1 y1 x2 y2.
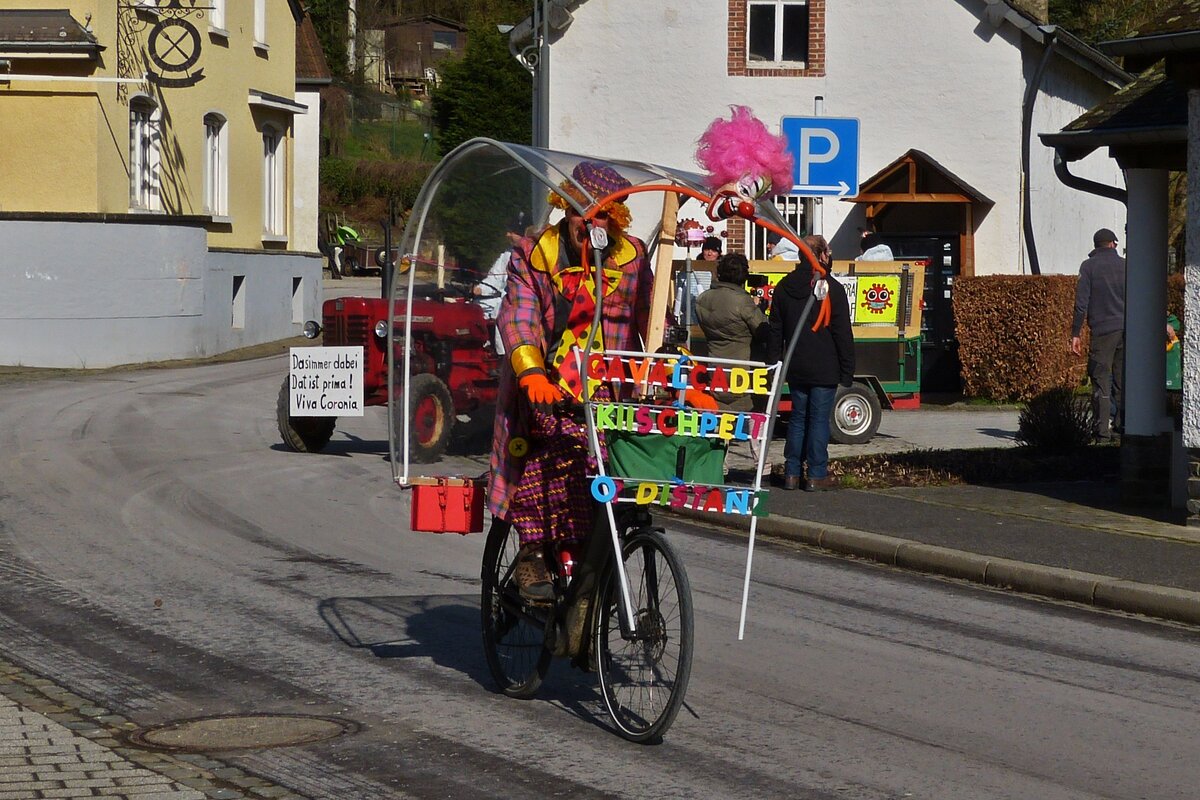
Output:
409 476 486 534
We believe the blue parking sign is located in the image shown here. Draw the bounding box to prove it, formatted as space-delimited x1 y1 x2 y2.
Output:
780 116 860 197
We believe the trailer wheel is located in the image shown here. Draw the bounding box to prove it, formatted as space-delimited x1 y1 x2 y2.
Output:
276 376 336 452
831 382 881 444
395 373 454 463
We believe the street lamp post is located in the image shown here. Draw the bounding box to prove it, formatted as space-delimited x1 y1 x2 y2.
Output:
506 1 557 148
533 1 551 148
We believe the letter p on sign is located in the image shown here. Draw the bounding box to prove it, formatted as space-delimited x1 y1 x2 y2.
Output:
798 128 839 185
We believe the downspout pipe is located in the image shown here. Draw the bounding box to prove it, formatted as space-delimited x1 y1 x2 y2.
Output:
1021 27 1058 276
1053 150 1129 205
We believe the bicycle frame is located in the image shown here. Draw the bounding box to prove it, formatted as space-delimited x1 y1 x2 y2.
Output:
490 504 655 659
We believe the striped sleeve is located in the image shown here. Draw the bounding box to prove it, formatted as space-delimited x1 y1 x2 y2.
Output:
497 244 548 363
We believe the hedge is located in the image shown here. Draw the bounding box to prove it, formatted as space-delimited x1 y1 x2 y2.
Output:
955 272 1185 402
954 275 1084 402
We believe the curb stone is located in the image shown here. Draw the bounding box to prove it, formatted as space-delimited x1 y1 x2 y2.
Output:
666 507 1200 627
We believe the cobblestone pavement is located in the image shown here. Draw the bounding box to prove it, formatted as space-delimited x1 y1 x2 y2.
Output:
0 659 305 800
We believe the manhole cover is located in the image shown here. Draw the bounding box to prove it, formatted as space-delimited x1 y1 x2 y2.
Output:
129 714 356 752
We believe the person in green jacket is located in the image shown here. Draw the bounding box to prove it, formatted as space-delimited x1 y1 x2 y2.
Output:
697 253 769 472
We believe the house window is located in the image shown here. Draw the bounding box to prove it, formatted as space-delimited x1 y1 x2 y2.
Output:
209 0 225 30
749 195 812 259
748 0 809 64
254 0 267 45
203 113 228 217
729 0 824 77
432 31 456 51
262 126 286 237
129 98 161 211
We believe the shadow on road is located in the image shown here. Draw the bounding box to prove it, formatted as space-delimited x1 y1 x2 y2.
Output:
976 426 1018 442
269 436 390 458
1009 481 1187 526
316 595 608 728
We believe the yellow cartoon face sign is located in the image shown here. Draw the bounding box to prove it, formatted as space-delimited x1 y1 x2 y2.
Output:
855 276 899 323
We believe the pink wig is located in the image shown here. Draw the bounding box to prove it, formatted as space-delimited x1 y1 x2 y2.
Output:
695 105 794 192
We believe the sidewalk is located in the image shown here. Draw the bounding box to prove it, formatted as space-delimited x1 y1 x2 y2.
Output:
713 406 1200 627
0 658 304 799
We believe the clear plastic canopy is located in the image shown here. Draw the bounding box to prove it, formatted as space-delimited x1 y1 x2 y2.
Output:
392 138 798 291
389 139 810 640
389 138 804 482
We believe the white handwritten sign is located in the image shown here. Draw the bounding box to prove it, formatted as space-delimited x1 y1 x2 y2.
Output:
288 347 364 416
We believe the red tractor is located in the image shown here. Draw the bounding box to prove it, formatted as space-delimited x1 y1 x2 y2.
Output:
276 285 502 462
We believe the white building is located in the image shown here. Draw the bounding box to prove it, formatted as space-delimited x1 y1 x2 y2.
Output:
517 0 1130 388
531 0 1127 271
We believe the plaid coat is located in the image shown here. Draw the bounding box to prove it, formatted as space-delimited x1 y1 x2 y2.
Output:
487 223 653 520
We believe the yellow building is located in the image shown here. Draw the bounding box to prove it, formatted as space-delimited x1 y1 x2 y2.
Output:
0 1 327 367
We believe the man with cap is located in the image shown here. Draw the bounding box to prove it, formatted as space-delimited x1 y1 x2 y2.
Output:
487 161 655 601
1071 227 1126 440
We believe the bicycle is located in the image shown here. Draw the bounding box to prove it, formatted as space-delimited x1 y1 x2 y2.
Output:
480 502 694 744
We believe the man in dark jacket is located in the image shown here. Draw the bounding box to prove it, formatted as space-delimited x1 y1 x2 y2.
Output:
767 245 855 491
1071 228 1126 440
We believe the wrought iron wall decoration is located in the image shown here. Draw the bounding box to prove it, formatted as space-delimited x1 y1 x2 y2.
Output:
118 1 208 100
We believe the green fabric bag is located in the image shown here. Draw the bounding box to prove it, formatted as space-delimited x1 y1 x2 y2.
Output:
606 430 725 485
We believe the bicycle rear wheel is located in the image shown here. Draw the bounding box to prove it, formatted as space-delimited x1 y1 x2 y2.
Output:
481 521 552 698
594 529 694 744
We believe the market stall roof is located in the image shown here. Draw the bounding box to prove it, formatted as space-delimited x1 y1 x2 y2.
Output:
847 149 992 206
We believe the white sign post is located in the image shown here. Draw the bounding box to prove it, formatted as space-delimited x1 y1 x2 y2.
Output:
288 347 365 416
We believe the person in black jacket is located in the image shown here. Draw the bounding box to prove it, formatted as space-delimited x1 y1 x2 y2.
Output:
1070 228 1126 440
767 235 855 491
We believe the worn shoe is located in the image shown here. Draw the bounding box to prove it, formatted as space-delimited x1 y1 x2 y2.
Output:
804 475 839 492
782 475 802 491
514 544 554 602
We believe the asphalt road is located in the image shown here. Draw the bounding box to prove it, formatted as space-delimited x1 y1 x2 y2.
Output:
1 356 1199 799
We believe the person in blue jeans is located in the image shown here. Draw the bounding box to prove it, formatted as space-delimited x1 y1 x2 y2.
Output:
766 235 855 491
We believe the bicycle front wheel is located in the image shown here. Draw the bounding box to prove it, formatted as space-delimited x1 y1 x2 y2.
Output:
594 529 694 744
481 521 551 698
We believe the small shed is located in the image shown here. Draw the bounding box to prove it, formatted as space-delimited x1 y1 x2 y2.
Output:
382 14 467 95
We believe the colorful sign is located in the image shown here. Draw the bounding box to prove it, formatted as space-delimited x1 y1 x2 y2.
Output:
594 403 767 442
580 353 773 396
573 348 781 518
590 476 768 517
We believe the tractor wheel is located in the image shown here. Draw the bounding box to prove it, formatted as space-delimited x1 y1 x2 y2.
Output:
830 382 882 445
394 374 454 463
277 376 336 452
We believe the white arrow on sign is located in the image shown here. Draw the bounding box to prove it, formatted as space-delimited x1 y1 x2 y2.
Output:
793 180 851 196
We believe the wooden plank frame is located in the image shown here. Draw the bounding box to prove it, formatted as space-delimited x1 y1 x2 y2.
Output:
746 259 926 340
645 192 680 353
